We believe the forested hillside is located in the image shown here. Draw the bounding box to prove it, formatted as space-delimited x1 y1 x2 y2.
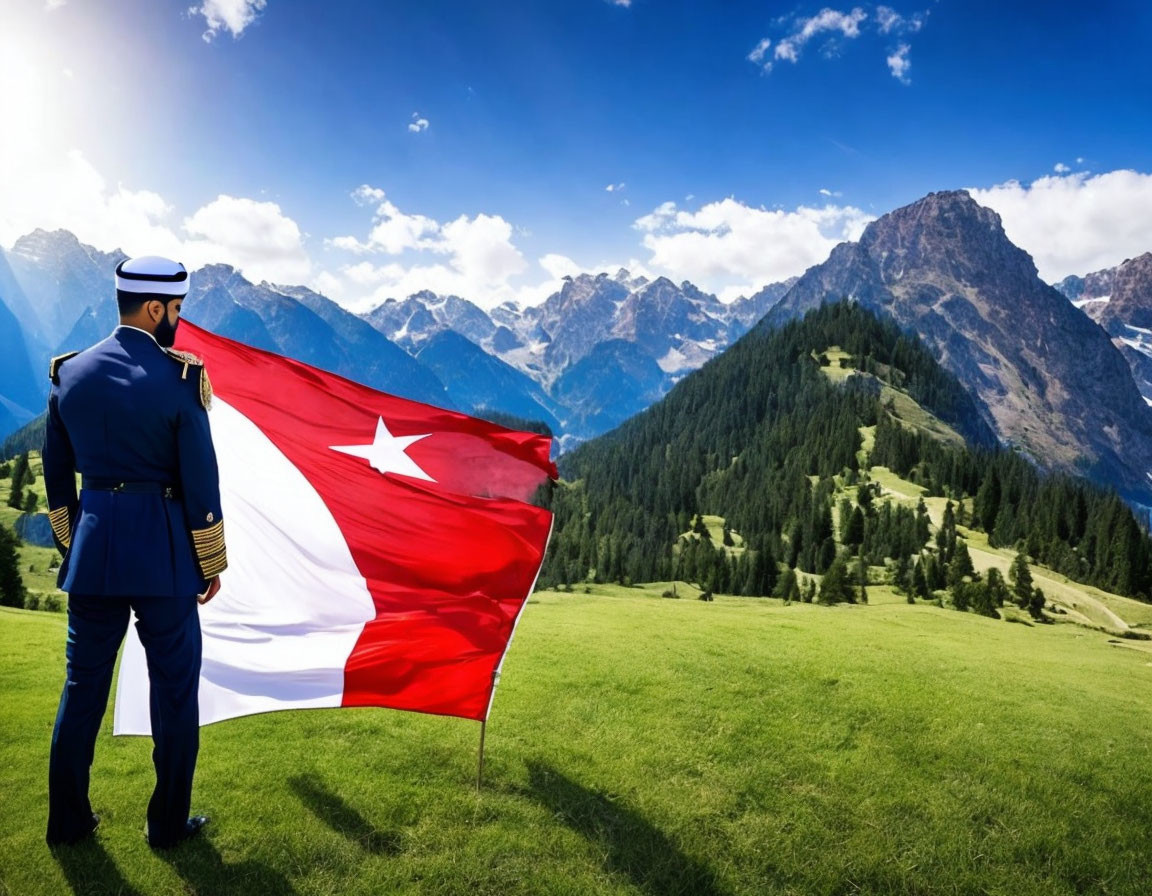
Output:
539 303 1152 602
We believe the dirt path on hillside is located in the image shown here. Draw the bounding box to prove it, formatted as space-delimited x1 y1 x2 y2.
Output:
967 544 1132 633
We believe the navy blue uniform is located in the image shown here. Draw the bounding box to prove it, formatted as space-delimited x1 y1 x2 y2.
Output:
43 325 227 846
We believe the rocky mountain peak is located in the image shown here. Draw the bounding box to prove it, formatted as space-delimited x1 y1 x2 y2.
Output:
10 228 85 261
767 191 1152 505
860 189 1039 292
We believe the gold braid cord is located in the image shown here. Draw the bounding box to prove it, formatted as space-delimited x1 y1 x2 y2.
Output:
48 506 72 549
191 520 227 578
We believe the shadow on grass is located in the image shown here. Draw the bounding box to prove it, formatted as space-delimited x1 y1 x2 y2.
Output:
163 835 297 896
523 762 731 896
289 774 404 855
52 837 142 896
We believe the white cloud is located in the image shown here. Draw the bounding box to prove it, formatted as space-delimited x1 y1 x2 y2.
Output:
182 194 311 283
352 185 385 206
44 0 67 10
1054 162 1070 173
969 169 1152 281
0 149 181 256
773 7 867 64
539 253 583 280
408 113 430 133
0 147 312 286
608 0 631 6
605 182 626 192
887 43 911 83
322 187 532 310
634 196 873 299
819 187 843 197
876 5 924 34
748 37 772 69
190 0 267 42
749 6 926 79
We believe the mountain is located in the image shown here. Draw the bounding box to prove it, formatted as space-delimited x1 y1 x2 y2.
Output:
1055 253 1152 403
551 339 672 443
0 252 41 434
5 229 124 353
364 290 521 355
414 330 561 433
542 301 1152 601
181 267 451 407
764 190 1152 506
360 268 796 444
0 230 126 427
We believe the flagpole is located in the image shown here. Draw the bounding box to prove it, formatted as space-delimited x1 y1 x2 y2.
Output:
476 720 487 791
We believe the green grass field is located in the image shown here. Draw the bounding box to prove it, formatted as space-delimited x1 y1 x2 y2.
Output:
5 582 1152 896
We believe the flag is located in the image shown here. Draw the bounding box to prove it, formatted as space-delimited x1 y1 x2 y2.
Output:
113 321 556 734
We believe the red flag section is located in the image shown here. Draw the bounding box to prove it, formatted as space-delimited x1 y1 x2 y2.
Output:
115 321 555 730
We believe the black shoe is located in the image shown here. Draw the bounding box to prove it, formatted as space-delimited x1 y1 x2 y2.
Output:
47 813 100 848
148 815 210 850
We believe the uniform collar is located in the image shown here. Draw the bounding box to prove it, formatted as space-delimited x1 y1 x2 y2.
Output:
114 324 162 348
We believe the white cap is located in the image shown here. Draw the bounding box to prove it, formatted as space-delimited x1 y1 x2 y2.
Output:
115 256 189 297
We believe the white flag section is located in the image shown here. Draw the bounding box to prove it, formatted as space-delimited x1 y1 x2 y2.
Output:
113 399 376 734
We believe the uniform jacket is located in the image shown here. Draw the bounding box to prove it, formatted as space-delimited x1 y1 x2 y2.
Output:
43 325 227 597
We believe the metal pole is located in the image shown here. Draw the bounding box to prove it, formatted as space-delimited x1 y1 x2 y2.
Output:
476 719 487 791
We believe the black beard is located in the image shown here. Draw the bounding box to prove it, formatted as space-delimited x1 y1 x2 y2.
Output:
154 314 179 348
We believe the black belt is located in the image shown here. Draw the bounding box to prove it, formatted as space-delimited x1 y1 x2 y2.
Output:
82 478 180 499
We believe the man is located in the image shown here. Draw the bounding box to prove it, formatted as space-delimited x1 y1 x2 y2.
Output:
43 256 227 849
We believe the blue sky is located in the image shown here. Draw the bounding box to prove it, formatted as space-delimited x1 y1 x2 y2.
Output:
2 0 1151 308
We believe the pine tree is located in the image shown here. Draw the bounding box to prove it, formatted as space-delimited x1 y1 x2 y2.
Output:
773 568 800 604
0 526 26 608
951 580 971 612
819 556 855 605
844 507 865 549
23 491 37 514
912 558 930 599
984 567 1009 607
947 541 976 587
1009 551 1033 609
971 580 1000 619
892 554 911 594
6 480 23 510
976 469 1001 534
1028 587 1046 620
10 453 30 490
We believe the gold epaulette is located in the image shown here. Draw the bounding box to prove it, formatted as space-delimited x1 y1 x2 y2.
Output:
49 352 79 386
165 349 213 410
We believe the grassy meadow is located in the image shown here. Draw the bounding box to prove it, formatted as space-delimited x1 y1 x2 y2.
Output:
4 578 1152 896
2 452 67 605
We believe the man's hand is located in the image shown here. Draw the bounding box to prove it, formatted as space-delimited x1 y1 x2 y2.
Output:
198 576 221 605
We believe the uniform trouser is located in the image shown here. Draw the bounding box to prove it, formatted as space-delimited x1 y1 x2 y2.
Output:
47 592 202 846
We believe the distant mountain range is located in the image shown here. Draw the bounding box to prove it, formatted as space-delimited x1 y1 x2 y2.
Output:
1054 252 1152 405
2 191 1152 505
0 230 793 451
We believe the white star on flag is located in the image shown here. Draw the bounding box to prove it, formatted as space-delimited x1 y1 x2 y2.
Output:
330 416 435 481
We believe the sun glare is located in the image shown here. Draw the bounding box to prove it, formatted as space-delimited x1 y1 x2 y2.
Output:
0 31 60 162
